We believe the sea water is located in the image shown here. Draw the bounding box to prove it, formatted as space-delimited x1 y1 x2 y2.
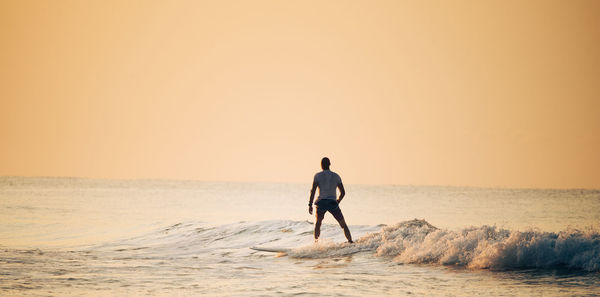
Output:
0 177 599 296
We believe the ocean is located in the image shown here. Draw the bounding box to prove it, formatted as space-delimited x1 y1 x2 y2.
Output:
1 177 599 296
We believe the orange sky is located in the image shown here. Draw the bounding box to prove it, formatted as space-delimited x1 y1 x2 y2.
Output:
1 0 599 188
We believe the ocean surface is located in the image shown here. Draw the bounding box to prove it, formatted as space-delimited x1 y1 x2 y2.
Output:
1 177 599 296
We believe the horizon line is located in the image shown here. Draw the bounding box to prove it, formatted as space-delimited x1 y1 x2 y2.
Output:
1 175 598 192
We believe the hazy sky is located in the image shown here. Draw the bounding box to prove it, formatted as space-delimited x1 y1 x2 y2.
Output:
1 0 599 188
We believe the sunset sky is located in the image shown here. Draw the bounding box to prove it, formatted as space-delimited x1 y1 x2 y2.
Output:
1 0 599 188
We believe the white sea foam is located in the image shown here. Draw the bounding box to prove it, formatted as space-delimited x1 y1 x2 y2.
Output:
286 219 600 271
104 219 600 272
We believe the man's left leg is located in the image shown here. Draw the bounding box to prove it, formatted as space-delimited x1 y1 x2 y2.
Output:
314 210 325 241
331 207 353 243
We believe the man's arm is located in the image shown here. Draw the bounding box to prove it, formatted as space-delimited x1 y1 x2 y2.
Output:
337 182 345 203
308 180 317 214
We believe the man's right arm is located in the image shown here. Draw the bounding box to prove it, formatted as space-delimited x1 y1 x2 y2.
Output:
337 182 345 204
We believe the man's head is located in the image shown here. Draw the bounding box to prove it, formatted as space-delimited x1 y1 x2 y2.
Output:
321 157 331 170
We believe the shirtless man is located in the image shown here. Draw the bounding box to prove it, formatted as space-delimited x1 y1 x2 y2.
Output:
308 157 353 243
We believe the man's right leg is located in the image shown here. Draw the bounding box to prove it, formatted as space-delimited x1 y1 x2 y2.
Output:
314 210 325 241
331 208 353 243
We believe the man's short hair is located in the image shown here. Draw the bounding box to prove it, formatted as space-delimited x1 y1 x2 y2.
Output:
321 157 331 169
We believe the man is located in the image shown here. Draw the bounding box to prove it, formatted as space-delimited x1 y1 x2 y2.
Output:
308 157 353 243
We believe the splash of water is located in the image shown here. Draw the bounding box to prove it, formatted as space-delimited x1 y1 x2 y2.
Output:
287 219 600 272
92 219 599 272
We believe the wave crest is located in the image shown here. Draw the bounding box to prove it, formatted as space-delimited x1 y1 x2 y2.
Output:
102 219 599 272
345 219 599 271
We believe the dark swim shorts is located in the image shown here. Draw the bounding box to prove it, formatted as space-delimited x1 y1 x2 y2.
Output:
315 199 339 214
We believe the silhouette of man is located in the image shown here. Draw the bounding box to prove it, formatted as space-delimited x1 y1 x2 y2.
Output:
308 157 353 243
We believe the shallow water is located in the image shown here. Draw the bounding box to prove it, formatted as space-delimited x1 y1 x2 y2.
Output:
1 177 599 296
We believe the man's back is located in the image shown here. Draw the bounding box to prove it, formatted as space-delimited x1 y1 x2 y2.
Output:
314 170 341 201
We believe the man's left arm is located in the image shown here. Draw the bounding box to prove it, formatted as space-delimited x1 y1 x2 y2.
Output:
308 180 317 214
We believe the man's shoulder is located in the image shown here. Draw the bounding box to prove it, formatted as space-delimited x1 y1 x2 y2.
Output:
331 171 341 180
324 170 339 176
314 172 324 182
316 170 341 179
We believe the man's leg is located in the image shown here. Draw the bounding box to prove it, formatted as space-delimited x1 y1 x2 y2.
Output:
314 210 325 241
331 208 353 243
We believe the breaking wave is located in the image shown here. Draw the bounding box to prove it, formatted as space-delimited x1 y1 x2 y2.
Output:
289 219 600 272
96 219 600 272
